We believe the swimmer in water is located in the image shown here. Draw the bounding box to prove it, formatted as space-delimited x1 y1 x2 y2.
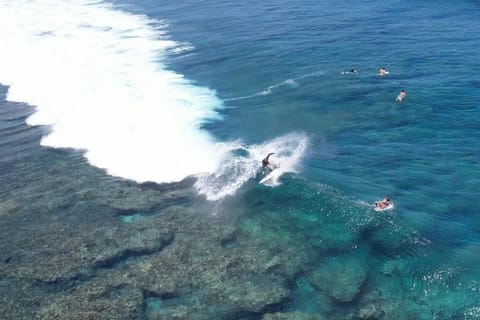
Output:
378 67 389 76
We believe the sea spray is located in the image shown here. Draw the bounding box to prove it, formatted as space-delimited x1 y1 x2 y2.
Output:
195 132 309 201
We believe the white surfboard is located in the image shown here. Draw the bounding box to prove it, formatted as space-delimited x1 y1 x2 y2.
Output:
259 162 282 185
373 202 394 212
259 169 277 184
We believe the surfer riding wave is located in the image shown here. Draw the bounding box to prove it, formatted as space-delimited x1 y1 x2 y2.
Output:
261 152 278 175
194 132 308 201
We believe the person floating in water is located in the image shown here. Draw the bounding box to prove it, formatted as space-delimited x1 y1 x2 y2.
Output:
261 153 275 175
341 68 357 75
378 67 389 76
396 89 407 102
375 197 391 209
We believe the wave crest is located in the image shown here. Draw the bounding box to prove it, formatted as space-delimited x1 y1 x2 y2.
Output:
0 0 224 183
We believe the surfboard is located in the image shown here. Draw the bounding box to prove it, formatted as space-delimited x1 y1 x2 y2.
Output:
373 202 394 212
259 169 277 184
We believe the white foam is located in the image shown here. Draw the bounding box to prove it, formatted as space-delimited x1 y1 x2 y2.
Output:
0 0 224 183
194 132 309 201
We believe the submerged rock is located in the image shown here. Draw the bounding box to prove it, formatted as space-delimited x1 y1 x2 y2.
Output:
38 284 144 320
8 203 298 320
355 304 385 320
315 223 358 253
381 258 410 276
263 311 326 320
310 254 368 303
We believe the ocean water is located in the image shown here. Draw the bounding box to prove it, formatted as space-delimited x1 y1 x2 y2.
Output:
1 0 480 319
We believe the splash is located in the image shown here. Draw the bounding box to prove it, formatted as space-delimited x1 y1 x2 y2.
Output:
195 132 309 201
0 0 224 183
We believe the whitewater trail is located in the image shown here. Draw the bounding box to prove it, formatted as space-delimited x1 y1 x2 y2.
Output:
224 71 325 102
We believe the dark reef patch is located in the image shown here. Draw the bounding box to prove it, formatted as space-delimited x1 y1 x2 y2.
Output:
93 232 175 269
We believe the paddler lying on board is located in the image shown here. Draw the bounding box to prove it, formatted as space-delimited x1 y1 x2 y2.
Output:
375 197 392 209
261 153 278 175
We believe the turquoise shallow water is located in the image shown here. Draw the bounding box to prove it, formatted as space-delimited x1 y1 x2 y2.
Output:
1 0 480 318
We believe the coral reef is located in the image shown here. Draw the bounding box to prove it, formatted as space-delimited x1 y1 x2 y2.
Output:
0 148 479 319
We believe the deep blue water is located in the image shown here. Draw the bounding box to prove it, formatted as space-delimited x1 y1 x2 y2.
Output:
2 0 480 318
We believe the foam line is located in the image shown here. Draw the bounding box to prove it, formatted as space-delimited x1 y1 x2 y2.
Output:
224 70 324 102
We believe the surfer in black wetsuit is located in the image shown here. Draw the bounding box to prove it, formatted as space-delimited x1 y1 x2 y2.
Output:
262 153 275 175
